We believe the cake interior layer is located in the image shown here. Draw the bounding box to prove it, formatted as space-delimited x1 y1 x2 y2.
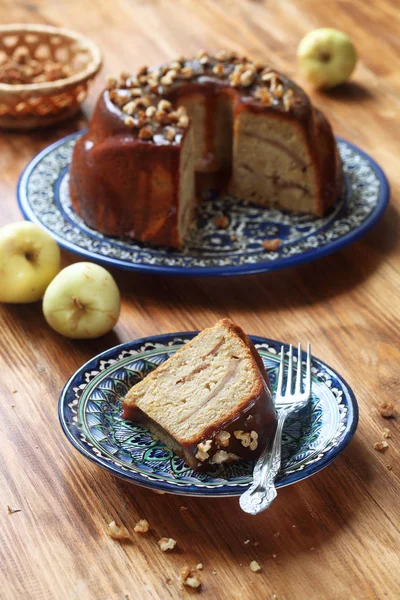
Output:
172 84 319 213
125 324 261 444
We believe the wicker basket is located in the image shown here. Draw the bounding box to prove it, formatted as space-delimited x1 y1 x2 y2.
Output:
0 24 102 130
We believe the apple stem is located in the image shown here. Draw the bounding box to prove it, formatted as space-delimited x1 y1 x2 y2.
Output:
72 296 84 310
317 50 331 63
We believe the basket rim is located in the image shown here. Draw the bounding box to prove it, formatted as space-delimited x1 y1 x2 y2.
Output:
0 23 102 94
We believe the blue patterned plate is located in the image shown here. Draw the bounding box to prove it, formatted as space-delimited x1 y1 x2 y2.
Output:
18 132 388 277
59 333 358 496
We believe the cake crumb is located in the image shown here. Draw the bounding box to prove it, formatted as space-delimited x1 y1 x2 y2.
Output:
378 402 397 418
107 521 130 539
374 441 389 452
273 532 280 538
134 519 149 533
7 506 22 514
11 404 15 408
262 238 281 251
382 428 391 439
292 524 296 528
196 563 203 570
272 554 277 558
180 506 188 512
164 578 172 585
310 547 315 551
212 570 217 575
180 566 201 588
250 560 262 573
215 215 229 229
158 537 177 551
244 539 251 545
253 541 260 546
152 490 165 495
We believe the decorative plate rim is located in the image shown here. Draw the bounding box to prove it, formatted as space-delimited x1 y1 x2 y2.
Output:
58 332 359 497
17 132 389 277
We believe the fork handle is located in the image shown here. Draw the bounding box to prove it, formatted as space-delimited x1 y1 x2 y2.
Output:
239 410 288 515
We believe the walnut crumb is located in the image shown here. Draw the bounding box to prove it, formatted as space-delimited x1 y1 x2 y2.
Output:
107 521 130 539
382 428 391 439
158 537 177 551
197 563 203 570
7 506 22 514
250 560 262 573
378 402 397 418
138 126 153 140
374 441 389 452
215 215 229 228
12 389 17 394
180 566 201 588
262 238 281 251
134 519 149 533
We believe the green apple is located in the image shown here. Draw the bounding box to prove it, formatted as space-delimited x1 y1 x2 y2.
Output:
42 262 121 339
297 28 357 89
0 221 60 303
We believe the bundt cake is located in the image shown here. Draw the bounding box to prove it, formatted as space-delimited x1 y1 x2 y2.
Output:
122 318 277 471
70 50 343 249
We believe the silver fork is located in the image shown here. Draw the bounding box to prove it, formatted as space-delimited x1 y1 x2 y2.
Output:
239 343 312 515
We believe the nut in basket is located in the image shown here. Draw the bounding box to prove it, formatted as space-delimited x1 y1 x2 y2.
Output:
0 24 102 129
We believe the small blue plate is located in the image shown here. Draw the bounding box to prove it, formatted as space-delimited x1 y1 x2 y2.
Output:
59 333 358 497
18 132 388 277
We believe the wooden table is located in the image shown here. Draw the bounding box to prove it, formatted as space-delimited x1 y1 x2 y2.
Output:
1 1 399 599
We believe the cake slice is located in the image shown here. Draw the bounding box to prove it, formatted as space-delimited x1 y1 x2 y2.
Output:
122 319 277 471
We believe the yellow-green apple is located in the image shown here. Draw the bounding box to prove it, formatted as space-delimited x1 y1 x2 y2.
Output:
0 221 60 303
297 28 357 89
42 262 121 339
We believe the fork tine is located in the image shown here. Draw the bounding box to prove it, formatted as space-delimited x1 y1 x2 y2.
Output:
276 345 285 397
305 342 312 398
286 344 293 395
295 343 302 395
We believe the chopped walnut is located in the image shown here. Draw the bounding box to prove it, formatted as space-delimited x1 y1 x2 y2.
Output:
158 99 172 112
128 87 142 97
378 402 397 418
234 430 251 447
250 560 262 573
158 537 177 551
283 89 294 111
215 430 231 448
180 66 194 79
215 215 229 228
107 521 130 539
197 563 203 570
106 75 117 90
197 49 208 59
165 127 177 142
122 101 137 115
210 450 239 464
134 519 149 533
177 114 189 129
124 116 135 128
262 238 281 251
215 49 237 62
138 126 154 141
240 69 255 87
374 441 389 452
273 84 284 99
196 439 212 461
249 431 258 451
145 106 157 118
180 566 202 588
382 428 391 439
254 87 273 106
213 63 225 77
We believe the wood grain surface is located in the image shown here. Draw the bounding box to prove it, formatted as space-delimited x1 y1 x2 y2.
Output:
0 1 399 599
